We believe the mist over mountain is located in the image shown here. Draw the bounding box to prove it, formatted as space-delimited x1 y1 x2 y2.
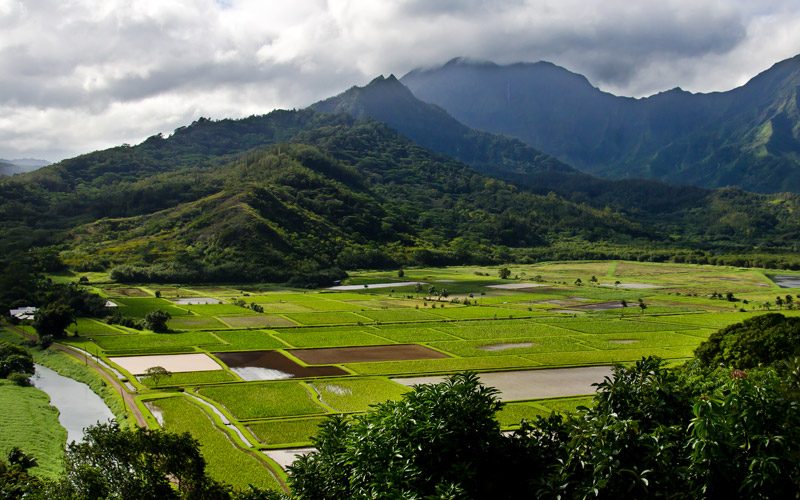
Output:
0 158 50 176
402 55 800 193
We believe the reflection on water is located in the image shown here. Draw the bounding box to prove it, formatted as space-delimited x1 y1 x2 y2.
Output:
32 364 115 444
774 276 800 288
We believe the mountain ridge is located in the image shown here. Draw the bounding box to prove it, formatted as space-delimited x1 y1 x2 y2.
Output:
402 54 800 193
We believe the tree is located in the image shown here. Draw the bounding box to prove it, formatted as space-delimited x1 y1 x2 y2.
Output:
638 298 647 315
590 275 598 284
397 268 404 278
0 343 34 379
288 372 511 499
58 422 232 499
0 447 42 498
144 366 172 386
776 296 784 309
498 267 511 280
574 278 583 286
33 302 75 338
144 310 171 333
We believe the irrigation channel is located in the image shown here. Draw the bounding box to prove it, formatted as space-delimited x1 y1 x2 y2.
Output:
32 364 115 443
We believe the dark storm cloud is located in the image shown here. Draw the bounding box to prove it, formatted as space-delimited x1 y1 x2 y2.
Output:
0 0 798 160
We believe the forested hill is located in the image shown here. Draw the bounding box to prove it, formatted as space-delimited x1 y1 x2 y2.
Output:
60 121 655 284
2 104 800 284
402 55 800 193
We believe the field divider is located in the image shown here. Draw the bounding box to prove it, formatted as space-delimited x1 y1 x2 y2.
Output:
301 381 337 413
178 394 288 491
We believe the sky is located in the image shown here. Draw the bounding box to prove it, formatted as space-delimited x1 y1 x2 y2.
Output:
2 0 800 162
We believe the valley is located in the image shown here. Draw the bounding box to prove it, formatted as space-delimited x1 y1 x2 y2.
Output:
5 260 798 492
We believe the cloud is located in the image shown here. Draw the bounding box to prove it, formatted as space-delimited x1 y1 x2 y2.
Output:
1 0 799 160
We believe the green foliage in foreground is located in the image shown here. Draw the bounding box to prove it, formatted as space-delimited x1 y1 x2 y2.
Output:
695 313 800 369
288 359 800 499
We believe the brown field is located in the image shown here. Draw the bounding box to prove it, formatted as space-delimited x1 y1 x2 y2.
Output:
215 350 347 379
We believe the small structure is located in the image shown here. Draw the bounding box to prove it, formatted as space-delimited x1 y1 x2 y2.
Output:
9 306 37 320
105 300 118 308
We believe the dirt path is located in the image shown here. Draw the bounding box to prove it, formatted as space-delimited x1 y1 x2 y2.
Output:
5 323 147 427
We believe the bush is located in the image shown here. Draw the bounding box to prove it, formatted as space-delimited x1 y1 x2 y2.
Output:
0 343 34 378
7 372 31 386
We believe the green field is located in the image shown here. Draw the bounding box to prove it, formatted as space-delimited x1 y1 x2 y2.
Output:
309 378 410 412
34 260 800 482
153 396 281 490
248 417 328 447
0 379 66 478
199 381 326 419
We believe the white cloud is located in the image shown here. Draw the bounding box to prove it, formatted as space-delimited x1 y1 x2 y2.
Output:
1 0 799 160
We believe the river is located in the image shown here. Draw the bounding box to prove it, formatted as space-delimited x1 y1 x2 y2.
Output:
31 364 115 444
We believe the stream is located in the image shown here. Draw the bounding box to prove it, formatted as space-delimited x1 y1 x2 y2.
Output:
31 364 115 444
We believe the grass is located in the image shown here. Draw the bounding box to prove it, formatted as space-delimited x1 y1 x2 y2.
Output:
181 304 257 316
153 396 281 490
355 309 443 322
140 370 239 387
539 318 695 334
87 331 223 353
113 297 189 318
371 326 459 342
219 315 298 328
248 417 328 447
169 315 230 331
441 320 576 340
283 311 372 326
523 347 686 367
0 379 66 478
349 355 539 376
430 337 594 357
68 318 128 336
199 381 326 419
310 378 410 412
273 330 390 348
212 330 289 350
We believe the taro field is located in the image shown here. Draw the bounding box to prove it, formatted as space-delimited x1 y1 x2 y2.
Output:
57 261 800 491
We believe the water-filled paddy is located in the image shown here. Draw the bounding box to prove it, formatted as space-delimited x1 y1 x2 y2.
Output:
214 350 347 380
394 366 613 401
773 275 800 288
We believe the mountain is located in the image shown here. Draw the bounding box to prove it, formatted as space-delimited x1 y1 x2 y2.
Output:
312 74 715 215
0 111 663 283
0 158 50 176
402 55 800 193
3 93 800 283
312 74 575 181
